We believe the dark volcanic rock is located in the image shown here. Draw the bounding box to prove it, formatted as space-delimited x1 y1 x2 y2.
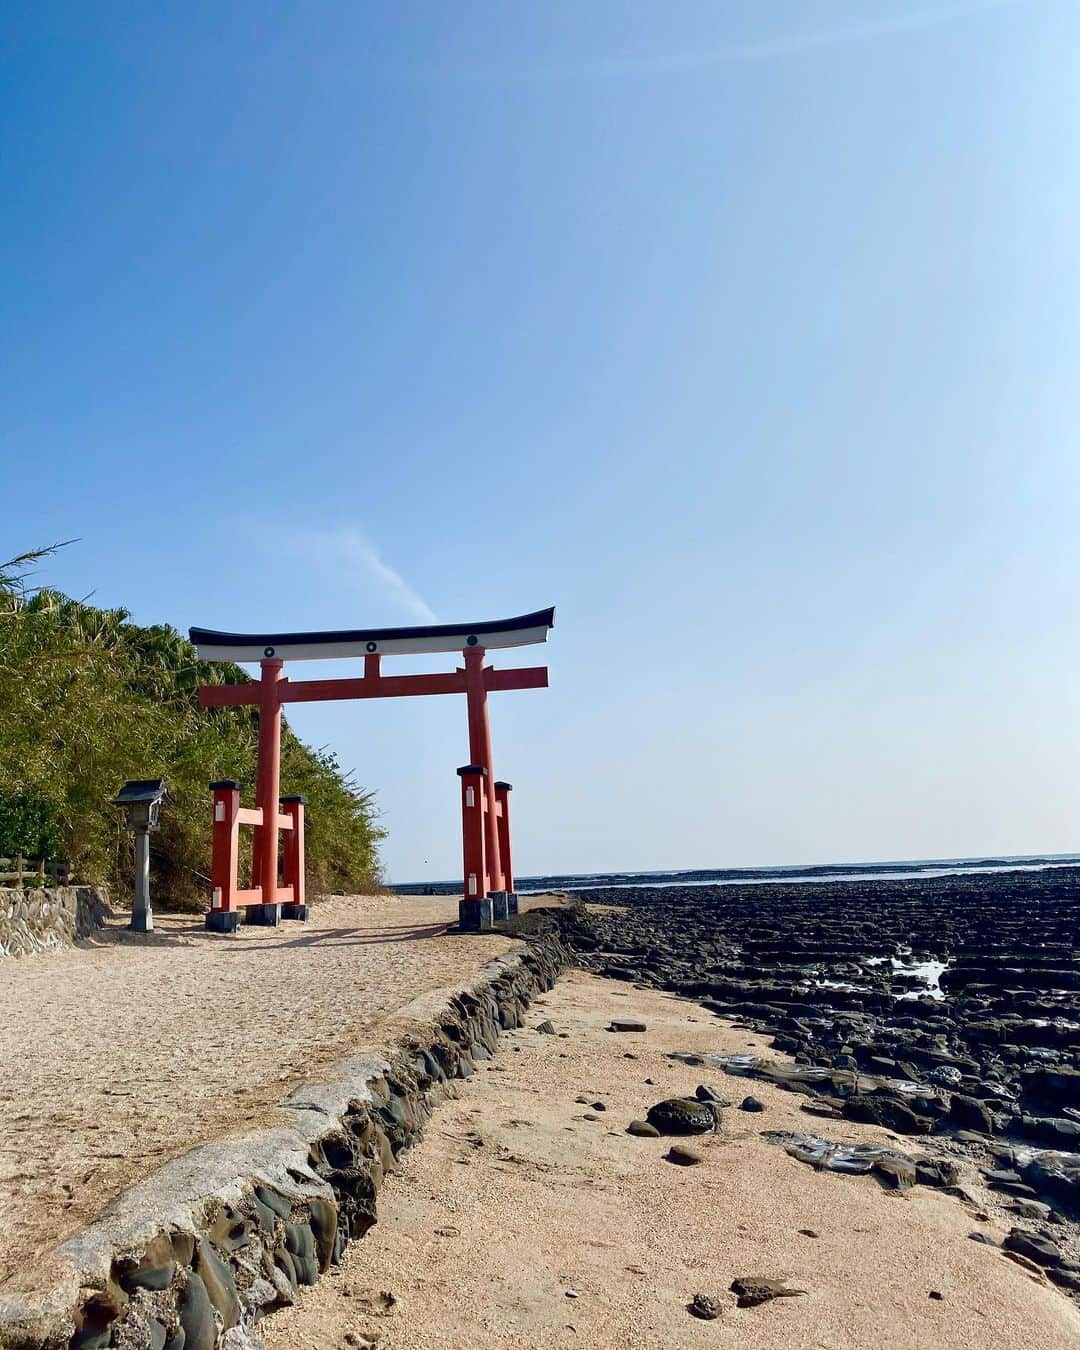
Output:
626 1119 661 1138
193 1237 240 1328
739 1095 765 1113
950 1094 996 1135
1022 1152 1080 1208
646 1098 720 1135
1003 1228 1063 1269
916 1159 959 1188
1023 1066 1080 1109
873 1156 917 1190
1050 1263 1080 1293
843 1094 932 1135
178 1272 216 1350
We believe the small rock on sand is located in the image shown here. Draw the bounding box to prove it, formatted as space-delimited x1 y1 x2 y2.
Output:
730 1276 808 1308
626 1120 661 1137
610 1019 647 1032
688 1292 724 1320
666 1144 705 1166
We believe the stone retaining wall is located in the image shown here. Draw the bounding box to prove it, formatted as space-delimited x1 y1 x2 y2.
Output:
0 930 569 1349
0 887 112 959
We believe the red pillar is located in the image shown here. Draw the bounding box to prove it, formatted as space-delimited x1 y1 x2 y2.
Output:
255 659 284 906
457 764 492 930
208 780 242 932
494 780 514 899
463 647 503 894
281 795 307 918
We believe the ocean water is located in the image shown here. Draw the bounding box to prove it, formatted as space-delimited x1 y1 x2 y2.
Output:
393 851 1080 895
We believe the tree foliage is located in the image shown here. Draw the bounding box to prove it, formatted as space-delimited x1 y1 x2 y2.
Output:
0 546 385 907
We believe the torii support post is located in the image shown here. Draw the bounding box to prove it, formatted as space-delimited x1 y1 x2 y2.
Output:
280 795 307 919
207 780 244 932
494 781 517 916
256 659 285 917
464 646 512 919
458 765 492 931
206 778 292 930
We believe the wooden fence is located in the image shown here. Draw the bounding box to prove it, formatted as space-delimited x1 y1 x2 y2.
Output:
0 856 73 886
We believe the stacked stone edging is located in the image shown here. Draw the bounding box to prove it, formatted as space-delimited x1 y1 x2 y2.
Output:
0 930 568 1349
0 887 112 959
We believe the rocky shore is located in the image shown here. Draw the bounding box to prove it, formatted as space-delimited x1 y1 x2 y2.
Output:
260 968 1080 1349
532 867 1080 1299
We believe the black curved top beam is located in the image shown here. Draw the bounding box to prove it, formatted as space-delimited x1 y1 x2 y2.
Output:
190 606 555 663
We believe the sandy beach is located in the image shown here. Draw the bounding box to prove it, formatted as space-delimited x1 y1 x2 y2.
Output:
260 969 1080 1350
0 894 528 1289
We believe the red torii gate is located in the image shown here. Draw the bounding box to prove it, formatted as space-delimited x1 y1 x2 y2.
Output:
189 607 554 933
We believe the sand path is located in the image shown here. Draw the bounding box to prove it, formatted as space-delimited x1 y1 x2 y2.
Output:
262 969 1080 1350
0 894 523 1288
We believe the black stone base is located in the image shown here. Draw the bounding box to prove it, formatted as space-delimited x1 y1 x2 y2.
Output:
458 898 494 932
506 892 519 916
205 910 241 933
244 903 282 926
281 903 309 921
129 909 154 933
490 891 509 921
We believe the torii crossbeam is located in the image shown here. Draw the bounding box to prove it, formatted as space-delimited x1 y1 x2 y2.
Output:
190 607 554 933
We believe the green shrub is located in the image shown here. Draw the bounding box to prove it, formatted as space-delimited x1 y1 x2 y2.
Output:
0 791 60 859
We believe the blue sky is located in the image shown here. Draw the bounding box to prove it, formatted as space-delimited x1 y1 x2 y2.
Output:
4 1 1080 881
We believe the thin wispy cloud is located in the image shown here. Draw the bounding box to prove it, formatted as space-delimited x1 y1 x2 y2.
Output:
463 0 1020 82
285 527 437 624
